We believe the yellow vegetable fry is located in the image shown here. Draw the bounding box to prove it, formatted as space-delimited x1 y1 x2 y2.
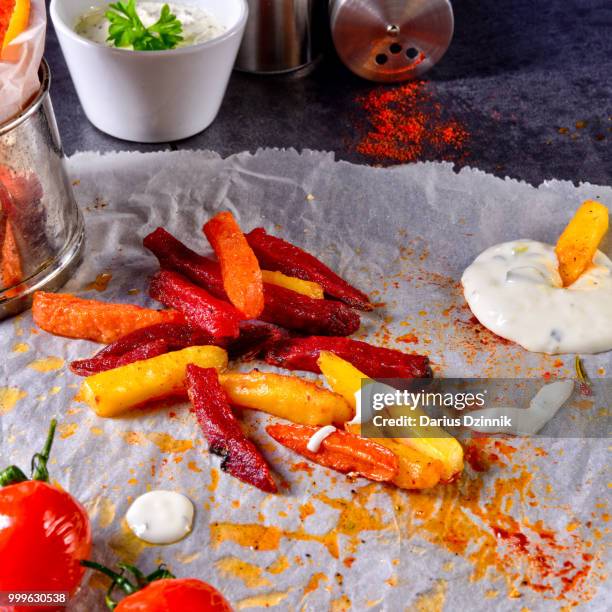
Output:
219 370 352 426
261 270 324 299
318 351 463 482
345 423 442 489
383 405 464 483
317 350 369 406
555 200 609 287
79 346 228 417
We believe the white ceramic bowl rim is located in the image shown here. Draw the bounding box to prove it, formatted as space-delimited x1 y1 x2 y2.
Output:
50 0 249 57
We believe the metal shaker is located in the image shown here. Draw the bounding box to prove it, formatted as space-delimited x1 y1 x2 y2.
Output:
0 59 84 319
329 0 454 82
236 0 324 73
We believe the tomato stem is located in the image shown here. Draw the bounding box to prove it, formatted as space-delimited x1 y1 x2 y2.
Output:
82 560 176 609
31 418 57 482
0 419 57 487
146 564 175 582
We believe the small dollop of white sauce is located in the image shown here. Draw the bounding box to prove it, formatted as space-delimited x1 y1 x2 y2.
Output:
306 425 336 452
126 490 194 544
466 379 574 435
75 2 226 49
462 239 612 354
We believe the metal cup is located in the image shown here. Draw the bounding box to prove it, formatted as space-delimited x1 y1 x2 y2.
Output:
0 59 84 319
236 0 324 73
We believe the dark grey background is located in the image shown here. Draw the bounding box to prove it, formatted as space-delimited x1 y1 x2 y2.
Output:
45 0 612 186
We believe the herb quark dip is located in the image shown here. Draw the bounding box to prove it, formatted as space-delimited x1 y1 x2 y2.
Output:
462 239 612 354
75 1 226 49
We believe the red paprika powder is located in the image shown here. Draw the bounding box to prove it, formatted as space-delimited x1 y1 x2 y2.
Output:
355 81 469 164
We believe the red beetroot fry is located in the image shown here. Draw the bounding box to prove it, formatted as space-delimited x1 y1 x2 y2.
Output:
149 270 244 341
71 339 169 376
264 336 432 379
144 228 225 294
266 423 398 482
69 323 214 376
144 228 360 336
246 227 373 311
185 365 277 493
92 322 212 357
260 284 359 337
228 320 290 362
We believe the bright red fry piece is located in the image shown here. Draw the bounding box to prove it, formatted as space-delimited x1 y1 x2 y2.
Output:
186 365 277 493
149 270 244 342
69 323 214 376
144 228 360 336
246 228 373 311
203 212 264 319
264 336 432 379
266 423 398 482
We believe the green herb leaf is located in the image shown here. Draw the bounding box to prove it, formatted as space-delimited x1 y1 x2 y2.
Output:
142 4 184 50
105 0 183 51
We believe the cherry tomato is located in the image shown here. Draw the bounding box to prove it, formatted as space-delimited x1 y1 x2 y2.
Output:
114 578 232 612
0 479 91 612
0 420 91 612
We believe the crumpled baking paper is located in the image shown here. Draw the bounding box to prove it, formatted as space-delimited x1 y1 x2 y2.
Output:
0 150 610 611
0 0 46 124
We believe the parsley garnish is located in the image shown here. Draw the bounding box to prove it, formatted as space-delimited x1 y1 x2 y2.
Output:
105 0 183 51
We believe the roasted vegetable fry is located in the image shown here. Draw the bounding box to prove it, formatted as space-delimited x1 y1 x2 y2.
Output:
219 370 352 426
144 228 360 336
149 270 244 342
73 339 169 376
70 323 213 376
381 405 463 482
186 365 276 493
318 351 463 482
555 200 609 287
203 212 265 319
266 423 398 482
144 227 225 294
246 227 373 310
1 218 22 288
317 350 367 407
32 291 185 344
344 423 442 489
227 320 289 361
261 283 360 337
78 345 228 417
260 270 324 299
265 336 432 379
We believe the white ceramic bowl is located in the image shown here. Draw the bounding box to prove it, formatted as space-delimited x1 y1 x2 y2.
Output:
50 0 248 142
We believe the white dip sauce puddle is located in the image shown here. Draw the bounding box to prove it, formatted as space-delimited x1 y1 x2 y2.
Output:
75 2 226 49
462 240 612 354
126 490 194 544
466 379 574 435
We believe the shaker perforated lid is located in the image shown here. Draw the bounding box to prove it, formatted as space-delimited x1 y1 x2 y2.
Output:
330 0 454 82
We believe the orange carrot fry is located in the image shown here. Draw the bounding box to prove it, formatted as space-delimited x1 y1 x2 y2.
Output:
1 219 22 288
203 212 264 319
32 291 186 343
266 423 399 482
